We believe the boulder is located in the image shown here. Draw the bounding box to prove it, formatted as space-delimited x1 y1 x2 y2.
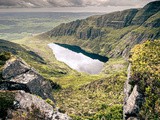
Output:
123 64 144 120
1 58 54 101
0 81 30 92
124 85 143 119
0 90 71 120
10 70 54 101
2 58 30 79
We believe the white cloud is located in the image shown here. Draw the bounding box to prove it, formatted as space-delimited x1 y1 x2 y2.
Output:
0 0 156 8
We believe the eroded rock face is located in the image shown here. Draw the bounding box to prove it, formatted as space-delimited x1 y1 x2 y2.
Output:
124 85 143 119
2 58 30 79
1 58 54 101
123 64 144 120
0 90 71 120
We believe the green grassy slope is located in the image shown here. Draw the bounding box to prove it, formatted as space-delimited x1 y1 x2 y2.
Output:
0 39 73 78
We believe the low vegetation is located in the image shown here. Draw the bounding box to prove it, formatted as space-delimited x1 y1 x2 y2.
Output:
130 40 160 119
0 91 15 118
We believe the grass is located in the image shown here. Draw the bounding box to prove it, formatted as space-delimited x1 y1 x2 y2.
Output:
54 72 126 119
13 36 128 119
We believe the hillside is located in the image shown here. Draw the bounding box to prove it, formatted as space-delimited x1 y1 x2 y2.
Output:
4 1 159 119
0 39 73 78
44 1 160 58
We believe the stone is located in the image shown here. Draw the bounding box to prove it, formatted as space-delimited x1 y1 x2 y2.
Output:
10 70 54 101
2 58 30 79
0 90 71 120
0 81 30 92
2 58 54 101
123 85 143 120
124 64 132 105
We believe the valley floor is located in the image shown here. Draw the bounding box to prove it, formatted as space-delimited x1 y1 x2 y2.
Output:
13 36 128 119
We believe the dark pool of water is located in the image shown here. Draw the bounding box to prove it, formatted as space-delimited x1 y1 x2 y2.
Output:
55 43 108 62
48 43 108 74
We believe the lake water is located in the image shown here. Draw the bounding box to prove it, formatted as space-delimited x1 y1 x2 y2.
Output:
48 43 108 74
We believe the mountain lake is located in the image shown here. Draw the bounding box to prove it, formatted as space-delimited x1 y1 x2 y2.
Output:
48 43 108 74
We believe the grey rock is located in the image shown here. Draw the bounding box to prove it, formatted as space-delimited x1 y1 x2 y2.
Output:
0 58 71 119
0 81 30 92
3 90 71 120
124 64 132 104
10 70 54 101
2 58 30 79
123 64 132 119
127 117 138 120
2 58 54 101
123 64 144 120
124 85 143 120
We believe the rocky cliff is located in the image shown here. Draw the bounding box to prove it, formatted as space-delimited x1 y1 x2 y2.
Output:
123 64 144 120
123 40 160 120
44 1 160 58
0 55 71 120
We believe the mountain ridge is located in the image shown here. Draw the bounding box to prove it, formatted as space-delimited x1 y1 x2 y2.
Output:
44 0 160 58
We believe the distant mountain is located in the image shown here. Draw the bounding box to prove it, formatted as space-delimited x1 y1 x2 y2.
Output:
44 1 160 58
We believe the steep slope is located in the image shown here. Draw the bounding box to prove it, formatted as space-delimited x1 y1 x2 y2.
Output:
0 39 73 78
44 1 160 58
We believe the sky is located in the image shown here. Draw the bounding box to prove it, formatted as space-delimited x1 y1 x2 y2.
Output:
0 0 157 12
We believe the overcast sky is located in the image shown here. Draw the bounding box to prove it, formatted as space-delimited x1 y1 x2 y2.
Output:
0 0 157 12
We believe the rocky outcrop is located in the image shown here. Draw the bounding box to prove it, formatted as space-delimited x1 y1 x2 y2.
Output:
49 20 81 37
123 64 144 120
2 58 30 79
96 9 138 28
0 57 71 119
0 90 71 120
1 58 54 101
76 27 103 40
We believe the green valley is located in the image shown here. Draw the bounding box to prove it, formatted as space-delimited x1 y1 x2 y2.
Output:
0 1 160 120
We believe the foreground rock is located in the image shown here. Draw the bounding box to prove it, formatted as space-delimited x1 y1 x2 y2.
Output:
0 90 71 120
0 57 71 119
1 58 54 101
123 64 144 120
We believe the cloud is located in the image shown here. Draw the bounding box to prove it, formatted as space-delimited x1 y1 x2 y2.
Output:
101 0 156 7
0 0 156 8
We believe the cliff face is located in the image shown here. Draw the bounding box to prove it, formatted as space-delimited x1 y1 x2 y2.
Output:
123 40 160 120
123 64 144 120
0 55 71 120
45 1 160 58
48 9 139 38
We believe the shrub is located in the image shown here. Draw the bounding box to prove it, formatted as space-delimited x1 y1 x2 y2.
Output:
130 40 160 119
